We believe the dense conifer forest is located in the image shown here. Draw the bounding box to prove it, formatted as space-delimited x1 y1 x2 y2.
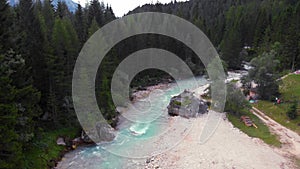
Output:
0 0 299 168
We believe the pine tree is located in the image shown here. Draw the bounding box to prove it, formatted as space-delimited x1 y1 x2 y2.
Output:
0 50 41 169
88 0 104 26
287 101 298 120
220 28 243 69
41 0 55 37
247 50 280 100
0 0 12 52
88 17 99 38
281 17 299 71
47 18 67 124
220 6 243 69
48 16 79 126
18 0 47 99
104 4 116 24
0 54 23 169
75 4 87 46
56 1 71 19
253 8 269 47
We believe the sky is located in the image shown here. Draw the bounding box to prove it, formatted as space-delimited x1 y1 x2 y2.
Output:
77 0 187 17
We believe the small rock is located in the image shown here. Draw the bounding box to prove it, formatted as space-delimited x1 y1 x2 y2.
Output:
56 137 66 146
146 158 151 164
81 131 94 144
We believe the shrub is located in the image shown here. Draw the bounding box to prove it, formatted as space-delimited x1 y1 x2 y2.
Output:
287 102 298 120
225 83 251 116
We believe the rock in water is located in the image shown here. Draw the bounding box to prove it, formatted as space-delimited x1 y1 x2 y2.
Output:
167 90 208 118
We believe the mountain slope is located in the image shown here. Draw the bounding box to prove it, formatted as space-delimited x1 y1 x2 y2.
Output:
52 0 77 12
128 0 300 70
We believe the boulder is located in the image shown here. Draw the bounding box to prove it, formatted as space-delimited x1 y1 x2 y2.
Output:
81 121 116 144
167 90 208 118
80 130 96 144
56 137 66 146
95 122 116 142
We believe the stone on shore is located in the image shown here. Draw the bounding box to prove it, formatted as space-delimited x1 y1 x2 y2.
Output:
56 137 66 146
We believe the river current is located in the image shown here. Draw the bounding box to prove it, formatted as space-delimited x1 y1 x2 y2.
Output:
57 77 208 169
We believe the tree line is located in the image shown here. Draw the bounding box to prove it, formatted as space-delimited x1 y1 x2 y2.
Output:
131 0 300 102
0 0 115 168
131 0 300 71
1 0 300 168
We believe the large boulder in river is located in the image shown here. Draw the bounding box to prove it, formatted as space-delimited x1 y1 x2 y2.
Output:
95 122 116 142
167 90 208 118
82 122 116 143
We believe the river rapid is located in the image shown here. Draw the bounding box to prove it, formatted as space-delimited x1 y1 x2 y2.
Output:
56 77 208 169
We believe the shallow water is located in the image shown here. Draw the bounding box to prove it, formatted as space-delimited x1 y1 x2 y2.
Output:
57 77 207 169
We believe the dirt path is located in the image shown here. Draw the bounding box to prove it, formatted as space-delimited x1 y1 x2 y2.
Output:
277 73 292 81
251 107 300 158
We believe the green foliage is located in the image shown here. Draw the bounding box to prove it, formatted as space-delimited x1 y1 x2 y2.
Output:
280 74 300 102
56 1 71 19
24 127 80 169
227 110 281 147
182 98 192 107
1 0 300 168
287 102 298 120
255 100 300 134
254 74 300 134
98 73 118 127
75 4 87 46
1 2 116 168
0 0 12 52
88 17 99 37
0 50 41 169
220 6 244 69
0 55 22 168
225 83 251 115
173 100 181 106
132 0 300 70
88 0 105 26
244 49 280 100
104 5 116 24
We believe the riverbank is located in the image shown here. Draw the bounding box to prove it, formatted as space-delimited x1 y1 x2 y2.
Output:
144 111 296 169
24 127 81 169
54 81 174 168
56 77 209 168
56 72 298 169
130 83 171 102
143 79 296 169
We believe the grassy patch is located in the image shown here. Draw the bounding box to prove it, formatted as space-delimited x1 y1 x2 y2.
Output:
173 100 181 106
230 79 239 83
182 98 192 106
253 74 300 134
254 101 300 134
280 74 300 101
24 127 80 169
295 158 300 168
227 110 281 147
